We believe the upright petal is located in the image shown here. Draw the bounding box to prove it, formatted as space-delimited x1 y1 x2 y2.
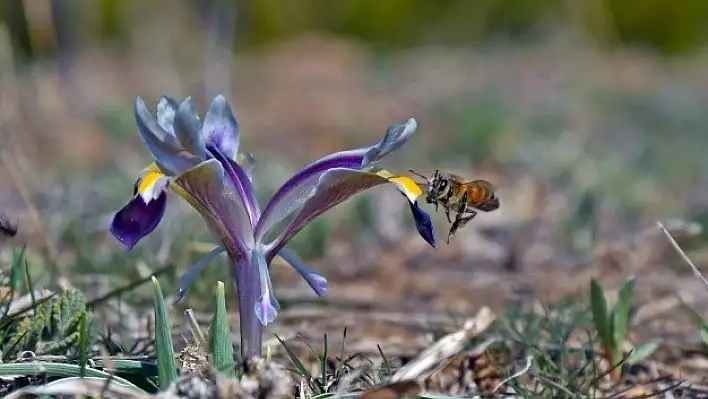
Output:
174 97 207 160
265 168 436 260
170 159 253 261
156 96 179 135
255 118 420 242
135 97 198 176
110 191 167 250
203 95 240 160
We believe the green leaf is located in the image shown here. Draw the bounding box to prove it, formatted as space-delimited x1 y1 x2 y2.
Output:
152 276 177 389
590 278 613 351
612 276 636 354
209 281 236 377
626 340 661 364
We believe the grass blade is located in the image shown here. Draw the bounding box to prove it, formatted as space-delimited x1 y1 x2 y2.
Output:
209 281 236 377
151 276 177 389
589 278 612 351
275 333 321 394
627 340 661 364
612 276 636 354
79 312 88 378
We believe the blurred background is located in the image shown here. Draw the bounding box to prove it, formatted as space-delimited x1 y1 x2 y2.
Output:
3 0 708 349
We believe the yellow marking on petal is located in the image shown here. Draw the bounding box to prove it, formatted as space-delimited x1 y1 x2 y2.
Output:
374 169 394 179
387 176 424 204
137 169 166 196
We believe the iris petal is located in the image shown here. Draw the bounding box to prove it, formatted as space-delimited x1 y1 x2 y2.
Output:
156 96 179 135
208 145 261 225
265 168 437 259
175 246 226 303
255 118 419 242
170 159 253 260
203 95 240 160
135 97 198 176
361 118 418 169
110 191 167 250
254 149 364 242
174 97 207 160
253 250 279 326
277 248 328 296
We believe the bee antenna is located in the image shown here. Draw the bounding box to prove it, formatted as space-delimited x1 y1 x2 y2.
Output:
407 169 431 186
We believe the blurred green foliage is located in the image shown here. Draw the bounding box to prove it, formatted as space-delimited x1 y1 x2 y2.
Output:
3 0 708 60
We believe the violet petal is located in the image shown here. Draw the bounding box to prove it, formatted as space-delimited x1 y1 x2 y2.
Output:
171 159 253 261
110 192 167 250
266 168 436 257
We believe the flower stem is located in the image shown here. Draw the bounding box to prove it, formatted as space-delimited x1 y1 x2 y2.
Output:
233 259 263 359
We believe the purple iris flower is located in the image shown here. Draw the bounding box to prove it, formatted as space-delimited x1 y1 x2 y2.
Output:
110 95 435 358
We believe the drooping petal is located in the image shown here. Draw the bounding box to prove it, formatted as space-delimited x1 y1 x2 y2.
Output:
156 96 179 135
265 168 436 260
174 245 225 303
174 97 207 160
170 159 253 261
277 248 327 296
252 249 279 326
254 149 364 242
110 191 167 250
135 97 198 176
255 118 420 242
208 145 261 225
361 117 418 169
203 95 240 160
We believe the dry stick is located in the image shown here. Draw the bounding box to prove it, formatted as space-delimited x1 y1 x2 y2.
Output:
492 355 533 394
656 221 708 291
390 306 496 382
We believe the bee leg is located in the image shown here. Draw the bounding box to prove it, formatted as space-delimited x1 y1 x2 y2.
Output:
445 207 453 223
457 210 478 230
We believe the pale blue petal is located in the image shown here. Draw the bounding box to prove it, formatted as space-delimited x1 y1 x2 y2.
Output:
361 118 418 169
135 97 198 176
156 96 179 135
203 95 240 160
174 97 207 160
174 246 226 303
252 250 279 326
278 248 327 296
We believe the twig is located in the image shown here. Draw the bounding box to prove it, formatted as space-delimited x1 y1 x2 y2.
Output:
657 221 708 292
390 306 496 382
492 355 533 394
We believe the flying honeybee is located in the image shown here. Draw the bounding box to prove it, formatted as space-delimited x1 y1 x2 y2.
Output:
409 169 500 243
